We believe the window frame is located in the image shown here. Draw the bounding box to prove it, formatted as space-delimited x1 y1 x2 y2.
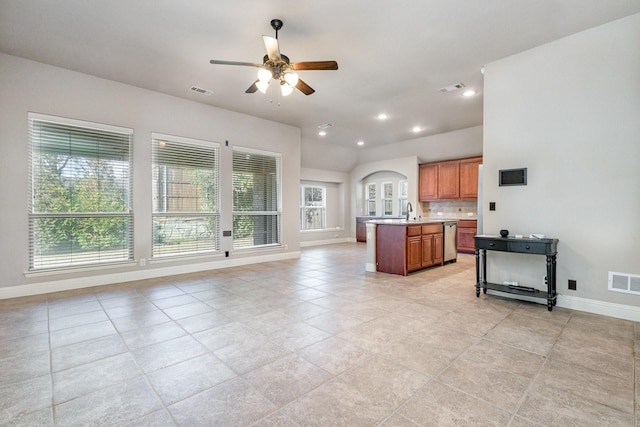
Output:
232 146 282 250
300 184 327 230
382 181 393 216
398 180 408 216
28 113 134 271
365 182 377 216
151 133 221 259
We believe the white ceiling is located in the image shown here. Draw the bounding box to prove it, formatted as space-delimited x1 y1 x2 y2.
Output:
1 1 639 149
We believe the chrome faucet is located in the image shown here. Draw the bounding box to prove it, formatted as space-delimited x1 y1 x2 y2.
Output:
406 202 413 221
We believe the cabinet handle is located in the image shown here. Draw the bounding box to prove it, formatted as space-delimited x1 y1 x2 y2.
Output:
525 245 530 249
489 243 495 247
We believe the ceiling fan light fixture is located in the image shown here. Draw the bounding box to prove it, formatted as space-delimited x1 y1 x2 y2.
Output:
280 82 294 96
284 72 299 87
256 80 269 93
258 68 273 83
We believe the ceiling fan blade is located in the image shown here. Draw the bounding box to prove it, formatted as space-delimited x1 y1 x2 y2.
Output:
262 35 281 62
245 80 259 93
295 79 315 96
210 59 262 67
290 61 339 71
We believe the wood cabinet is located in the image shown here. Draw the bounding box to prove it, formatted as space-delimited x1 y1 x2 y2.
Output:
418 163 438 201
419 156 482 201
437 160 460 199
357 216 404 242
457 220 477 253
377 223 443 275
356 217 368 242
459 157 482 199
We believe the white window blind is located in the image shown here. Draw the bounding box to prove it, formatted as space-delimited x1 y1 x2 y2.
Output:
300 185 326 230
366 183 376 216
382 182 393 216
232 147 281 249
152 134 220 258
28 114 133 270
399 180 408 216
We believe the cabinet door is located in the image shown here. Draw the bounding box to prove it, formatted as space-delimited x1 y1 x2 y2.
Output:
419 163 438 201
433 233 444 265
421 234 434 268
459 157 482 199
407 235 423 272
356 221 367 242
457 227 476 253
438 161 460 199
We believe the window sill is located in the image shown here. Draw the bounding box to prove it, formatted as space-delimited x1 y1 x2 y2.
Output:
24 260 138 278
300 227 343 233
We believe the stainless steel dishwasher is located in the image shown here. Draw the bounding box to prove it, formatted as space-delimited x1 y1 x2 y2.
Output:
443 221 458 263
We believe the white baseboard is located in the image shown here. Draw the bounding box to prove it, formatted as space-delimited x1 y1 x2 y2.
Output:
557 294 640 322
300 238 355 247
488 290 640 322
0 251 300 300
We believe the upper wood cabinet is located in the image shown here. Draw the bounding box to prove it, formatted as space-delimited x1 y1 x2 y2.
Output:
418 163 438 201
459 157 483 199
437 160 460 199
419 156 482 201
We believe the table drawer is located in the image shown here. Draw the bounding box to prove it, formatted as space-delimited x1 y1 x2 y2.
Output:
475 238 508 251
508 240 548 255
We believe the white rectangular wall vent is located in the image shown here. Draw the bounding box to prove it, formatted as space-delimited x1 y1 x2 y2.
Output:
189 86 213 96
608 271 640 295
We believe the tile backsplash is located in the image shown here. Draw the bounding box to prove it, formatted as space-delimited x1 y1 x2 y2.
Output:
421 200 478 219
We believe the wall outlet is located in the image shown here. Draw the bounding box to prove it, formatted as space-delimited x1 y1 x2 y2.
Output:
139 258 146 266
489 202 496 211
568 279 577 290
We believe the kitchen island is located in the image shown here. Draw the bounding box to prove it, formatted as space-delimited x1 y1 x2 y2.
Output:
365 219 458 276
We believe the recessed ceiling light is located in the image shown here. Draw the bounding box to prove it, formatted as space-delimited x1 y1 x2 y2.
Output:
462 89 477 97
412 126 422 133
357 141 364 146
318 131 327 136
377 113 388 120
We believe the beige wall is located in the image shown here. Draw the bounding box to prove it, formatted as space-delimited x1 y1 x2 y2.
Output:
0 53 301 296
483 14 640 315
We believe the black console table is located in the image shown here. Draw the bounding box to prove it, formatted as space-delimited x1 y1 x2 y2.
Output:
475 235 558 311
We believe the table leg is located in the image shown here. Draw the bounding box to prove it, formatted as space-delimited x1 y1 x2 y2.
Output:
475 249 481 297
482 249 487 294
546 255 554 311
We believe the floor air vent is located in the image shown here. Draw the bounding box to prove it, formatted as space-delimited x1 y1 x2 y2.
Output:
608 271 640 295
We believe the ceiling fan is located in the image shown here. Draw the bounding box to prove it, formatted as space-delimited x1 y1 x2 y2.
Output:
209 19 338 96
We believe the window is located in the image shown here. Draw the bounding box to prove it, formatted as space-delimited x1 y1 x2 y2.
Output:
399 180 408 216
382 182 393 216
366 183 376 216
152 134 220 258
300 185 326 230
28 114 133 270
232 147 281 249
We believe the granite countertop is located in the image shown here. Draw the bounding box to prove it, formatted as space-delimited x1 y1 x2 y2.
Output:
367 218 459 225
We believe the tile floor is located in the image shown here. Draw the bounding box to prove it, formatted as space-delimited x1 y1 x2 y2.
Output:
0 243 637 426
